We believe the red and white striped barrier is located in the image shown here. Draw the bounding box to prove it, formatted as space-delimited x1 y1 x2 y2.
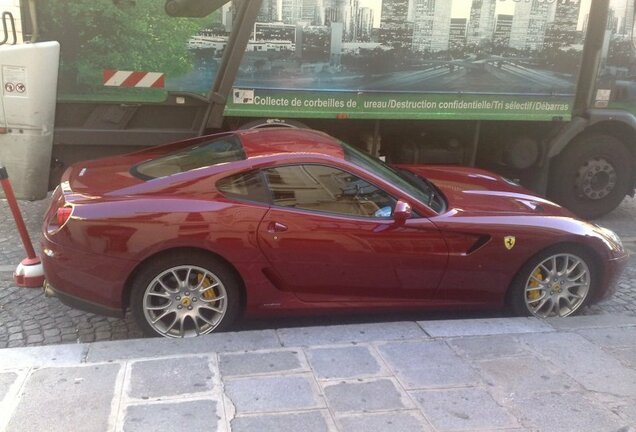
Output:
102 69 165 88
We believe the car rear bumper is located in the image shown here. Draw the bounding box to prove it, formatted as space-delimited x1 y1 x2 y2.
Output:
41 235 136 316
43 280 124 318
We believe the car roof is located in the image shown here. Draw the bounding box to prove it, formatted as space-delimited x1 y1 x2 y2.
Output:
235 128 346 160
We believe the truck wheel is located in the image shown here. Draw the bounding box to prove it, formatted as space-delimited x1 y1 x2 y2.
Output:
238 119 308 130
548 134 632 219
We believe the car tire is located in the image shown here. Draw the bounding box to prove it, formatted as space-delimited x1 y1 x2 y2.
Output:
508 246 597 318
130 251 241 338
548 134 632 219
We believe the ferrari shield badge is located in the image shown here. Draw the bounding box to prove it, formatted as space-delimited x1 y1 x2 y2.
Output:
504 236 516 250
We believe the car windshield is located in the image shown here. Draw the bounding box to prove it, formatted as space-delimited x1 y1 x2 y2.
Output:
341 142 445 213
132 136 245 180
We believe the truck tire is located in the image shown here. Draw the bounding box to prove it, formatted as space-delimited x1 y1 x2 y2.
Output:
548 134 632 219
238 119 308 130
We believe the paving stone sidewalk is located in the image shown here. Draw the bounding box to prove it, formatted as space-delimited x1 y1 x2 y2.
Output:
2 195 636 349
0 316 635 432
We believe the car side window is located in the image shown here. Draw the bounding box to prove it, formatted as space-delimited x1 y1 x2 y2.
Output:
263 165 396 218
217 171 270 204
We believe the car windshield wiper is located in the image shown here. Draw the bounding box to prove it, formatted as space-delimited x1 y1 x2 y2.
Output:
427 186 437 206
396 168 436 204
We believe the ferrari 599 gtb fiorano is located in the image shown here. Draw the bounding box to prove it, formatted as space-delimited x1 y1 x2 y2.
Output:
41 128 628 338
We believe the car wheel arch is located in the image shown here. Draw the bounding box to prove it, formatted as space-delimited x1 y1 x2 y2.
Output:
121 246 247 315
504 241 604 310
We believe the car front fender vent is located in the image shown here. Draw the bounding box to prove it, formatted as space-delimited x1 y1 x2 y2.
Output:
466 235 491 255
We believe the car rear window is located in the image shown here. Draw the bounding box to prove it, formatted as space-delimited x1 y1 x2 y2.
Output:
132 136 246 180
217 171 271 204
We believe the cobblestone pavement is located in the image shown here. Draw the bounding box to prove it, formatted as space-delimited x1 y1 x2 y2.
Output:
1 195 635 349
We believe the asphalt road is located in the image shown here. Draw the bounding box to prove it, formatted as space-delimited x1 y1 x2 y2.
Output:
0 195 635 348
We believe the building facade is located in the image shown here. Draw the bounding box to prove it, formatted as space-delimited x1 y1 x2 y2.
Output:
467 0 497 46
411 0 451 52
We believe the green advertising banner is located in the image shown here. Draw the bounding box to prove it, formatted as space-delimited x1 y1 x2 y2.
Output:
225 89 573 121
43 0 636 122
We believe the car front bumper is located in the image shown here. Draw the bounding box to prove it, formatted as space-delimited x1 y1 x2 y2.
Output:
595 252 630 303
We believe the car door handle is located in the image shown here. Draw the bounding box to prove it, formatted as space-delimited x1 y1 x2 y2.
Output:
268 222 288 233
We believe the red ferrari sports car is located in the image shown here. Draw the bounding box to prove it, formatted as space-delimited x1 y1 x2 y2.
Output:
41 128 628 338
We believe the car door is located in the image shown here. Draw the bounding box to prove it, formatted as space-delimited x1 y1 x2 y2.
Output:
256 163 448 303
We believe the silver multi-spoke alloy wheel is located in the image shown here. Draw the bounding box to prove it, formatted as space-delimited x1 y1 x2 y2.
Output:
524 253 590 318
142 265 228 338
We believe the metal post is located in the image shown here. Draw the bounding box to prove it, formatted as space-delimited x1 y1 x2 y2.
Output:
0 166 36 259
572 0 610 116
469 121 481 166
0 166 44 288
371 120 381 158
198 0 263 134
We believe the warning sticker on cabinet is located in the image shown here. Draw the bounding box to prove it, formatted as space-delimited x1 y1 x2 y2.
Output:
233 88 254 104
2 65 28 97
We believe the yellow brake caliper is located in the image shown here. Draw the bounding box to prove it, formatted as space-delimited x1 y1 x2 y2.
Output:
527 269 543 301
198 274 217 301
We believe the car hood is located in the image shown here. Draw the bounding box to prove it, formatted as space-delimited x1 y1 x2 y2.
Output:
398 164 574 217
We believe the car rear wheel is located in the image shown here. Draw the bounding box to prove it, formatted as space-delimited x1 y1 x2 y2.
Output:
130 253 240 338
509 247 596 318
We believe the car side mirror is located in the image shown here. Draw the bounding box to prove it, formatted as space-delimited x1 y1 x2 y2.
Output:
393 200 412 225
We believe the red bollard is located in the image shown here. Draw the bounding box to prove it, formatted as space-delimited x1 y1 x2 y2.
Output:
0 166 45 288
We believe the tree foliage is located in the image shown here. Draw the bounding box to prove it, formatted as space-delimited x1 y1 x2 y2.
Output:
38 0 208 91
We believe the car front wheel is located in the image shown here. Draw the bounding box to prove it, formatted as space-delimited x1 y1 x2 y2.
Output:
509 247 596 318
130 252 240 338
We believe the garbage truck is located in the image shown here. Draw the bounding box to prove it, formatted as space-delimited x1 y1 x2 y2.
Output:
1 0 636 219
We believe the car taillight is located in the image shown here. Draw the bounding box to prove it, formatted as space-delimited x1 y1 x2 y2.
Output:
56 206 73 227
46 188 74 235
